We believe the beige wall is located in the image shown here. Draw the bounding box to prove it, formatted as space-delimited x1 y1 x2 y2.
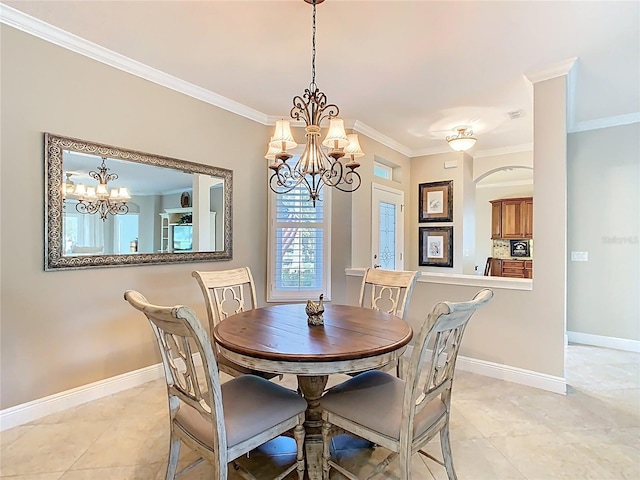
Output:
0 26 411 409
7 21 627 410
567 124 640 340
0 26 274 409
346 276 558 376
392 75 569 380
409 151 474 273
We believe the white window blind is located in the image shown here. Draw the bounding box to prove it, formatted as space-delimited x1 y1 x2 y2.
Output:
268 179 331 302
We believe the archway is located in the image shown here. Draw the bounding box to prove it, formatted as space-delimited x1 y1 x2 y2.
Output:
474 166 534 274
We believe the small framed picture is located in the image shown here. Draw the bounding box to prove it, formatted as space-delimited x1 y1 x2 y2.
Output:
510 240 530 257
419 180 453 222
419 226 453 267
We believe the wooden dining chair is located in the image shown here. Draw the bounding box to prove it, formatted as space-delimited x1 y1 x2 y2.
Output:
355 268 419 377
483 257 493 276
124 290 306 480
320 289 494 480
192 267 280 380
358 268 419 320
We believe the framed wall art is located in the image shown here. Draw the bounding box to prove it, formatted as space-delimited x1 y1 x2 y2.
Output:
419 180 453 222
419 226 453 267
510 239 530 257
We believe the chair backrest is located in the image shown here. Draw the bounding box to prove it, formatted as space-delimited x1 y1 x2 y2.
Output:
358 268 419 319
401 288 494 444
192 267 258 333
484 257 492 276
123 290 227 472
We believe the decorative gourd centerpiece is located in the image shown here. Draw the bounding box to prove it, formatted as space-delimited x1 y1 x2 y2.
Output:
306 294 324 326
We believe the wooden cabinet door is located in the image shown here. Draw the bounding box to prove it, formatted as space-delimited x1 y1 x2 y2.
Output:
524 260 533 279
501 200 523 238
491 201 502 239
523 199 533 239
501 260 525 278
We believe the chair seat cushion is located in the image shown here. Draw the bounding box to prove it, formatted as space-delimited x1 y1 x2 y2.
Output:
217 353 278 379
320 370 445 441
176 374 306 448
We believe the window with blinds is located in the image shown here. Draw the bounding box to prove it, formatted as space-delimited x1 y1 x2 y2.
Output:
267 179 331 302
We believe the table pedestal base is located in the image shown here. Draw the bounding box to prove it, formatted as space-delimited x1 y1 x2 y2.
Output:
297 375 328 480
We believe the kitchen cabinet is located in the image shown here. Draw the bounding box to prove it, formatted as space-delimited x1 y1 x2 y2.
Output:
490 258 502 277
159 207 192 253
491 202 502 238
490 259 532 278
522 199 533 238
490 197 533 239
160 207 216 252
524 260 533 278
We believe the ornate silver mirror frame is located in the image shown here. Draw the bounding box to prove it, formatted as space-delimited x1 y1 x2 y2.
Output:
45 133 233 270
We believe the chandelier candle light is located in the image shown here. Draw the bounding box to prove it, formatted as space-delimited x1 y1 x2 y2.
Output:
266 0 363 206
70 157 130 221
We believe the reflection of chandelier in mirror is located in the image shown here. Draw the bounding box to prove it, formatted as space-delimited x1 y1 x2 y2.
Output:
69 157 130 221
266 0 363 207
62 172 75 197
446 126 477 152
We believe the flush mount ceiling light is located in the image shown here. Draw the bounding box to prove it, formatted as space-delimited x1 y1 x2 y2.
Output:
446 126 477 152
266 0 363 206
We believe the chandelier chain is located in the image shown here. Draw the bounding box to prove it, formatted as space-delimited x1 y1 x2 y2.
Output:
267 0 362 206
311 0 316 89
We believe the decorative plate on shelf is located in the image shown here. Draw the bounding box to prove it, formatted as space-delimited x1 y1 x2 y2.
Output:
180 191 191 208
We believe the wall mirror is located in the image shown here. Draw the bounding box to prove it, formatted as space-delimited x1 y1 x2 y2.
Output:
45 133 232 270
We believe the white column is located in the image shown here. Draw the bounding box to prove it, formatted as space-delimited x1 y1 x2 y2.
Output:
525 58 576 382
192 174 216 251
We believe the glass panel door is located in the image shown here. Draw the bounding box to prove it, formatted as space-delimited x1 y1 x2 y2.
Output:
372 184 404 270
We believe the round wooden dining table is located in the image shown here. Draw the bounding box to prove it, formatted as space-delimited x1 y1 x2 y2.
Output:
213 303 413 480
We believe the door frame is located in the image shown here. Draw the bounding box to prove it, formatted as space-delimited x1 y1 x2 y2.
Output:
371 183 405 270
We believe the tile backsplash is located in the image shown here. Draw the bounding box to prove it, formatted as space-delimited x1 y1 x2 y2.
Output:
492 239 533 259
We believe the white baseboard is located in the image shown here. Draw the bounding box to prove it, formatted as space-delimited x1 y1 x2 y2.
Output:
1 348 567 432
402 345 566 395
455 355 566 395
567 331 640 353
0 362 164 431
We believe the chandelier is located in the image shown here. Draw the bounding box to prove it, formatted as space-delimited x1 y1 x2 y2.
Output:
62 172 76 197
68 157 130 221
266 0 363 206
446 126 477 152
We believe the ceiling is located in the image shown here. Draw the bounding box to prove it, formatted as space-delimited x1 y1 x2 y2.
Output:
64 151 194 196
2 1 639 157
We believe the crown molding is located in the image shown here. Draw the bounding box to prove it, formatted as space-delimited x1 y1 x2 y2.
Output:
524 57 577 84
0 4 270 125
352 121 413 157
525 58 578 130
409 146 452 157
570 112 640 133
5 10 634 158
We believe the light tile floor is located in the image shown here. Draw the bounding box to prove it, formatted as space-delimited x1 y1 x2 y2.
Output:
1 344 638 479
